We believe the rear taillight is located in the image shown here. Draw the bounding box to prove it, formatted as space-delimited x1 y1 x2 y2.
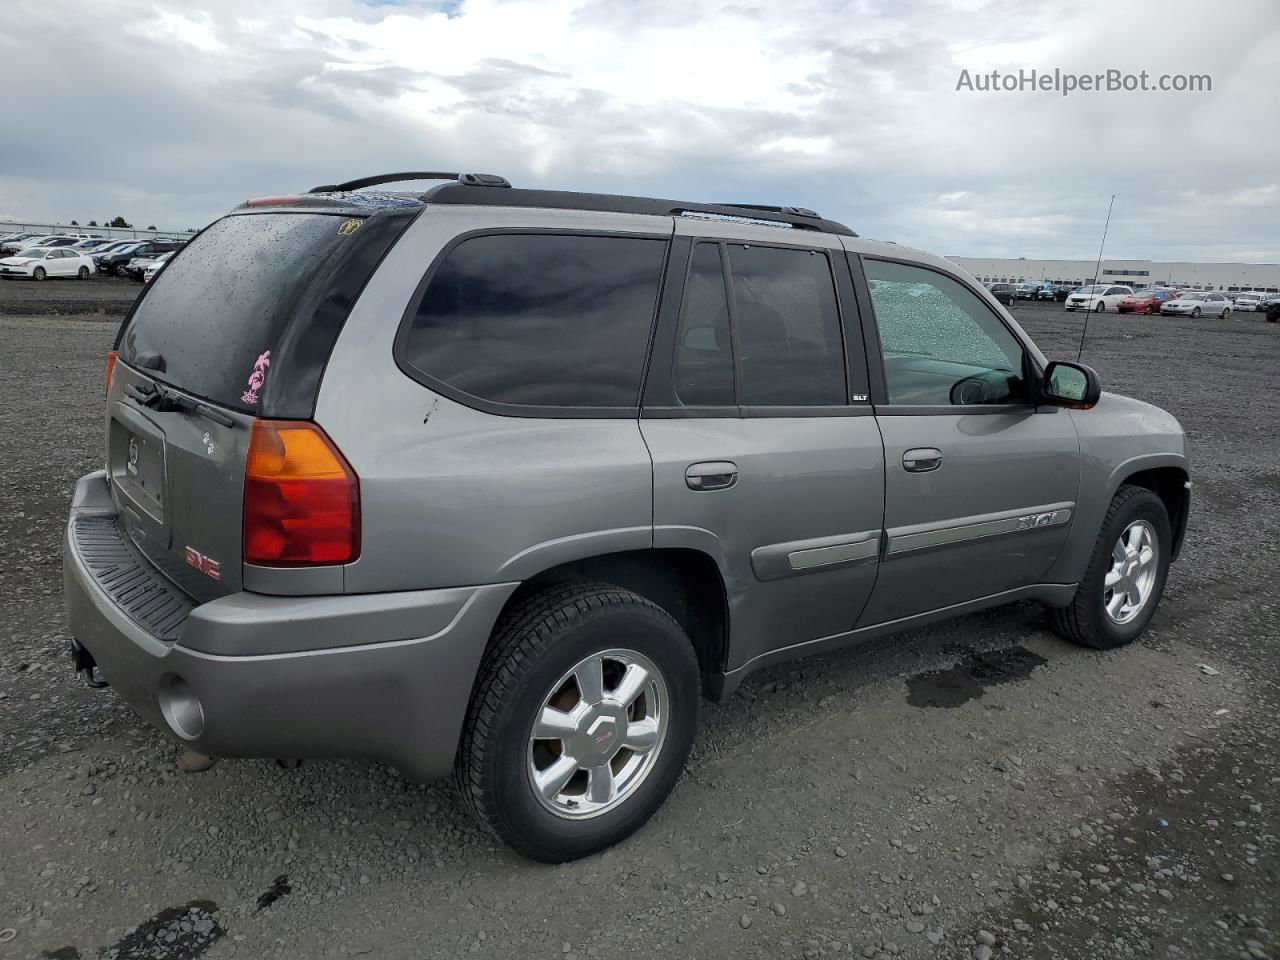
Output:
243 420 360 567
105 351 117 393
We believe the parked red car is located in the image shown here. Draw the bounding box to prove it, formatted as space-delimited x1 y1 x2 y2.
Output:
1117 289 1177 314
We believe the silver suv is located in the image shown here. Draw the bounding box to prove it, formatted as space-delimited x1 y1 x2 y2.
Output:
64 172 1189 862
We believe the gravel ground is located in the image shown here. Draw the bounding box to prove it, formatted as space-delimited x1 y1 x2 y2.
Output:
0 302 1276 960
0 276 139 316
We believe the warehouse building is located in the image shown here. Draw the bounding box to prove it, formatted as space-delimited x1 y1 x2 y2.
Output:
945 257 1280 293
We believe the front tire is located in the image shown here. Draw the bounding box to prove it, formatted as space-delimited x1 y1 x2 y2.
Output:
114 263 128 277
1095 300 1106 312
1050 485 1171 650
456 583 699 862
1191 307 1201 318
32 266 46 281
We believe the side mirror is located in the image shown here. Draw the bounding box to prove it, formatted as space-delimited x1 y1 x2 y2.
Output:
1041 361 1101 409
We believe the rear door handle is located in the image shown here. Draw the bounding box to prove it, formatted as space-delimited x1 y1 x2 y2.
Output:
686 461 738 491
902 448 943 473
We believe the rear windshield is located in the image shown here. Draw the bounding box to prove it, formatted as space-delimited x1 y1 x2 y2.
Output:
119 213 356 412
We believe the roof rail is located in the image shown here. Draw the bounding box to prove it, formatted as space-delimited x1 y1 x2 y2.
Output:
422 183 857 236
714 203 821 219
308 172 511 194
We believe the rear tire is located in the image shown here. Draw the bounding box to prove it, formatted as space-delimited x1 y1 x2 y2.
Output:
1050 485 1171 650
456 583 699 862
77 266 89 279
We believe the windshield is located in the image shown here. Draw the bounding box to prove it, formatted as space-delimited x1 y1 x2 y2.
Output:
1076 285 1106 294
14 248 47 258
1182 293 1205 300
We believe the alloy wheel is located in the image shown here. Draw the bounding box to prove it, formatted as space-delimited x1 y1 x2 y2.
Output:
1103 520 1159 624
527 648 669 820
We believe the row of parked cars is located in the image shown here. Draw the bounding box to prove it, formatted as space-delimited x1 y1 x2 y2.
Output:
983 278 1279 321
1063 285 1279 319
0 231 185 282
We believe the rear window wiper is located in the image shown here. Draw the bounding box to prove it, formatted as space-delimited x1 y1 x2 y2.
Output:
124 381 236 428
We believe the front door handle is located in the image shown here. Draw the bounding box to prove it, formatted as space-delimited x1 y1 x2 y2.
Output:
902 448 943 473
686 461 738 491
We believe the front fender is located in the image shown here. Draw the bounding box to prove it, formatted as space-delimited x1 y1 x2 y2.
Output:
1044 395 1188 584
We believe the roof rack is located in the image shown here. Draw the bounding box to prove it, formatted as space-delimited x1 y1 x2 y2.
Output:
713 203 821 219
306 172 855 236
423 183 857 236
308 171 511 193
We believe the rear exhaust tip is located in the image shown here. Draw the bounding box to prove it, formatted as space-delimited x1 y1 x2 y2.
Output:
158 674 205 741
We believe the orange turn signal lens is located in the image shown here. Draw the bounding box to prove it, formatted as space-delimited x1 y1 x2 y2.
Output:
105 351 118 394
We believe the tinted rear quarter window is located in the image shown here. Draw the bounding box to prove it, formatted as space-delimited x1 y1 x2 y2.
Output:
401 233 667 409
120 213 356 412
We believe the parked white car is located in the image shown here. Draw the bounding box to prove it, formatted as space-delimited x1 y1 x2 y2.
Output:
142 251 174 283
1064 284 1134 312
1159 291 1232 319
1230 293 1266 312
0 247 95 280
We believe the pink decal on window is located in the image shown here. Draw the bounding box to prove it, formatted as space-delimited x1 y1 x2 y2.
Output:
241 350 272 405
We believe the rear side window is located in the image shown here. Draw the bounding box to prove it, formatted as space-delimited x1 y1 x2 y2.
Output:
669 242 847 408
120 213 358 412
401 233 667 409
725 245 846 406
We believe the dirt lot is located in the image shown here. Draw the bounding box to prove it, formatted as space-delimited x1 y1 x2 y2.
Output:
0 275 139 316
0 298 1276 960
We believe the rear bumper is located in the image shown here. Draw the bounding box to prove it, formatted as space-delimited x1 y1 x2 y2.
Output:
63 471 518 781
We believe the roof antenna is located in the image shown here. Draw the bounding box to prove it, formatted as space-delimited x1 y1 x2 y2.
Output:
1077 194 1116 362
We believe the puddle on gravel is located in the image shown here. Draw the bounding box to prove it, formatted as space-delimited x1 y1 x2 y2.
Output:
100 900 223 960
255 874 292 912
907 645 1048 708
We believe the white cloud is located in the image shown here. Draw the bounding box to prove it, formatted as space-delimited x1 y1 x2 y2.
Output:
1 0 1277 260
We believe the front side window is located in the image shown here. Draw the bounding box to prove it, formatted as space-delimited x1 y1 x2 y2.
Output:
863 259 1028 406
403 233 667 408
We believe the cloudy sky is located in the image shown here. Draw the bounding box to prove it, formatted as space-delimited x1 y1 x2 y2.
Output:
2 0 1277 261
